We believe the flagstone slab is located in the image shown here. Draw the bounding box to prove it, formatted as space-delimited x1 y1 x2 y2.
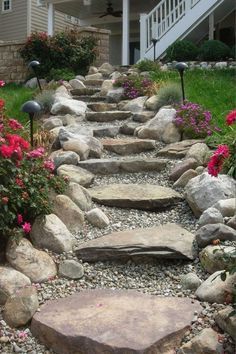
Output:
76 223 195 261
86 111 132 122
31 289 201 354
78 158 167 175
157 140 204 159
101 138 156 155
88 184 183 210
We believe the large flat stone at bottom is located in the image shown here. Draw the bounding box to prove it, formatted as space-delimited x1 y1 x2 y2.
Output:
31 289 202 354
76 223 195 261
89 184 183 210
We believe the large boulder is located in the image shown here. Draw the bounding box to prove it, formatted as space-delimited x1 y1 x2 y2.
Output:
215 307 236 342
98 62 115 75
123 96 148 113
135 107 177 141
99 80 113 96
58 260 84 280
170 158 198 181
6 239 57 283
198 207 224 227
53 195 84 234
57 165 94 187
145 95 159 111
107 88 124 103
195 223 236 247
51 97 87 116
50 150 79 169
185 172 236 217
213 198 236 217
199 245 235 274
62 139 90 160
86 208 109 228
31 289 202 354
0 267 31 305
31 214 75 253
185 143 210 165
3 286 39 328
69 79 86 90
65 182 92 211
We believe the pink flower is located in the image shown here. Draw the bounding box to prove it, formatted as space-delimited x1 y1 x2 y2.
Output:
226 109 236 125
0 144 15 158
16 178 24 187
0 80 5 87
207 145 230 177
0 123 4 132
43 159 55 172
18 330 28 341
27 147 45 159
2 196 9 204
22 222 31 234
8 119 23 131
17 214 23 225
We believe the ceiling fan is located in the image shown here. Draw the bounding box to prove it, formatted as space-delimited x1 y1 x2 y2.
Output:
95 1 122 18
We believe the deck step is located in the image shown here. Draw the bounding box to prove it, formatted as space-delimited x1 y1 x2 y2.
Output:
86 111 132 122
78 157 167 175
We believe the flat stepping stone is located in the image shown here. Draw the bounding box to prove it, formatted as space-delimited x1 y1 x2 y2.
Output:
86 111 132 122
73 96 107 102
101 138 156 155
78 157 167 174
93 126 120 138
84 79 104 87
88 183 183 210
31 289 201 354
76 223 195 261
157 139 203 159
71 88 100 96
87 102 117 112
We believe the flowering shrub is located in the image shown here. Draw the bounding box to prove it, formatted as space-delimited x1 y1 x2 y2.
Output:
174 101 219 138
208 109 236 179
114 75 157 99
0 89 67 243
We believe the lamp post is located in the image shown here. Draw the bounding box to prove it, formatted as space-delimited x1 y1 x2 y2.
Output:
21 101 41 147
175 62 188 102
28 60 42 92
151 38 158 62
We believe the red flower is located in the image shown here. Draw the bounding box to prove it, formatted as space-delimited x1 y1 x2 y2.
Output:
22 222 31 234
17 214 23 225
2 196 9 204
8 119 23 131
16 178 24 187
0 99 5 109
226 109 236 125
207 145 230 177
0 144 14 158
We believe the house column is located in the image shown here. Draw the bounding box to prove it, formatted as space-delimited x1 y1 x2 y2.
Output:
48 3 55 36
209 13 214 40
122 0 130 66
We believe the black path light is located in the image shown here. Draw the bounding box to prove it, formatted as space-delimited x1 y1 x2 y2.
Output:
151 38 158 62
21 101 41 147
175 62 188 102
28 60 42 92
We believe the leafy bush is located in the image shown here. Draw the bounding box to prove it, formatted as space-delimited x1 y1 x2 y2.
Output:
174 101 219 138
34 90 55 113
135 59 160 73
230 45 236 59
199 40 230 61
166 40 199 61
155 83 182 108
19 30 98 78
114 75 156 99
0 90 67 243
46 68 75 82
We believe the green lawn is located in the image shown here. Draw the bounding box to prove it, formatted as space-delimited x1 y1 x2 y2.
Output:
151 68 236 130
0 83 36 125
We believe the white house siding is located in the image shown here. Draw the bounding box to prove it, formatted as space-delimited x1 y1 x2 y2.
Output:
0 0 27 41
30 0 76 34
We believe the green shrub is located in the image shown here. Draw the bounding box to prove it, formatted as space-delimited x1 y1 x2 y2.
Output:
19 30 98 78
135 59 160 73
166 40 199 61
199 40 230 61
34 90 55 113
230 45 236 59
47 68 75 82
156 83 182 108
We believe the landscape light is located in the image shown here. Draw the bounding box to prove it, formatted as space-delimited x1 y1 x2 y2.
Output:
21 101 41 147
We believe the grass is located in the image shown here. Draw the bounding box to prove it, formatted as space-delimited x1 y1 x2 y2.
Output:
151 68 236 131
0 83 36 125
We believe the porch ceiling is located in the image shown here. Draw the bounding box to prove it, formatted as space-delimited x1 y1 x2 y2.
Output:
46 0 159 20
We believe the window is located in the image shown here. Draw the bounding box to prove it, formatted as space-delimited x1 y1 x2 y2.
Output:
37 0 46 7
2 0 12 12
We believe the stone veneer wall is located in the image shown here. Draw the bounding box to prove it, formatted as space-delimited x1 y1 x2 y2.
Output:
0 27 110 83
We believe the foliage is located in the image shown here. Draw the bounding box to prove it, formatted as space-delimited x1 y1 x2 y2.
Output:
166 40 199 61
199 40 230 61
114 75 158 99
19 30 98 78
230 45 236 59
34 90 55 113
0 92 67 243
46 68 75 82
134 59 161 73
174 101 220 139
207 110 236 179
155 83 182 108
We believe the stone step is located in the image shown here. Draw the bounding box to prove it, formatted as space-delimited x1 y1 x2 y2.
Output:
84 79 104 87
156 139 203 159
87 102 117 112
73 96 107 103
31 289 201 354
88 183 183 210
93 125 120 138
78 157 168 175
71 88 100 96
76 223 195 261
86 111 132 122
101 138 156 155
